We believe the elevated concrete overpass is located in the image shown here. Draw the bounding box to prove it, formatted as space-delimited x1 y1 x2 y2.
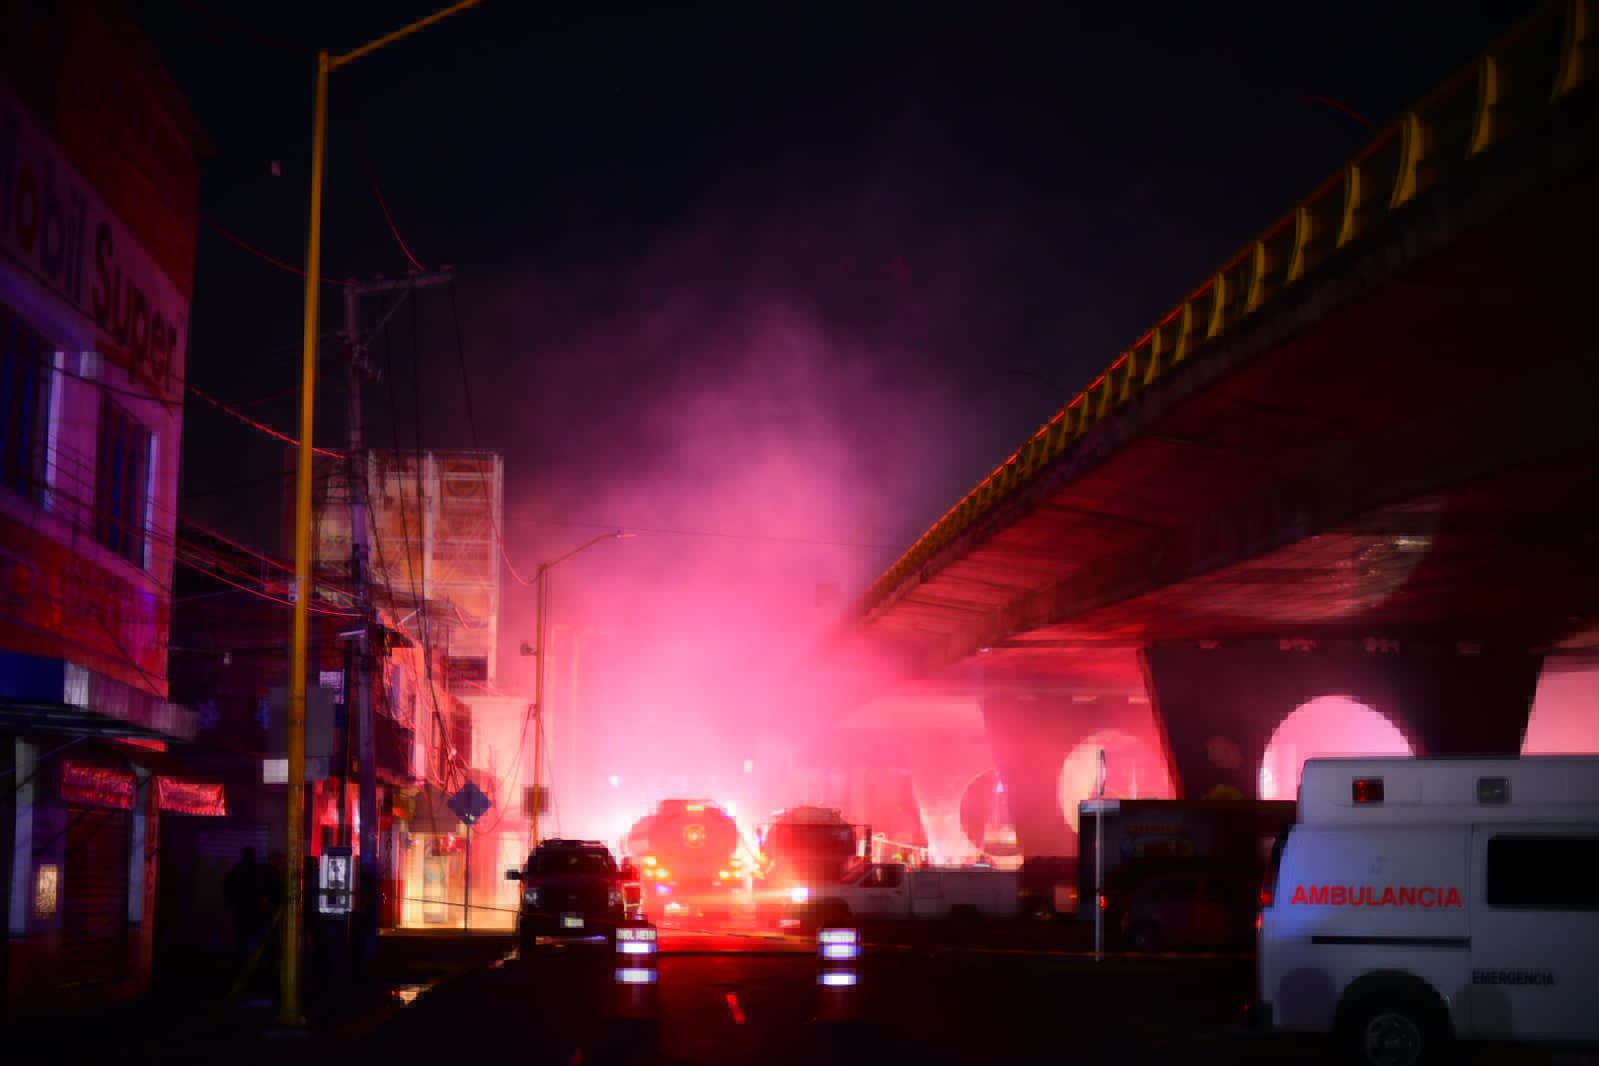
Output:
827 0 1599 857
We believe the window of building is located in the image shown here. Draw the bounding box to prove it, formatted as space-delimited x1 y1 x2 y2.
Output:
0 304 55 504
1486 835 1599 910
94 392 153 567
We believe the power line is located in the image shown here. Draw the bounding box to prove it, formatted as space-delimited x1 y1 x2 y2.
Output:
362 157 426 273
444 280 529 587
369 287 464 790
406 283 461 789
187 381 346 459
201 216 352 286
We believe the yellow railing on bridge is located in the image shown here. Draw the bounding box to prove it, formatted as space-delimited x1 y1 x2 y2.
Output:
860 0 1594 617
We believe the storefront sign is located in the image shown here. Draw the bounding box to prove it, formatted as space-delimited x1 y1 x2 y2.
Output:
157 777 226 817
0 510 169 700
60 759 135 809
0 80 187 405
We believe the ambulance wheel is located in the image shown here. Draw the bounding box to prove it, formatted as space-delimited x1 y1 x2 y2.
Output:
1340 988 1449 1066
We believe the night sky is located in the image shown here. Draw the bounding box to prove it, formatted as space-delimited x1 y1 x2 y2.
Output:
128 1 1545 799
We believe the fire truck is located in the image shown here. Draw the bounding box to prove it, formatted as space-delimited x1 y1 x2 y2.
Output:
624 799 746 924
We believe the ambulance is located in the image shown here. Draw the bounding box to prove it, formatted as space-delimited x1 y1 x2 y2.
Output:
1255 756 1599 1066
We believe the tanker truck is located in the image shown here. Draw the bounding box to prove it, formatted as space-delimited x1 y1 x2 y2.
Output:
754 806 861 920
624 798 746 925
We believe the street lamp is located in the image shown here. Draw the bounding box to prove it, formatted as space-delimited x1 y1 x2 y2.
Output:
528 531 635 847
284 0 482 1028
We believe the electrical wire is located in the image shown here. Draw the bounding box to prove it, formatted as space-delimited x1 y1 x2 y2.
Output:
444 279 530 587
406 286 463 789
370 289 464 789
201 216 352 286
187 381 346 459
363 157 426 273
1303 95 1377 128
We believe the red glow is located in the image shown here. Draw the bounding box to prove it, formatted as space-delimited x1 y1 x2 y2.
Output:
60 761 134 809
158 777 227 817
1059 729 1175 835
1523 668 1599 754
1258 696 1412 800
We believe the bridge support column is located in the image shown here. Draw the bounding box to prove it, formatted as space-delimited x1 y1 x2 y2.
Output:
1139 638 1543 799
980 692 1086 858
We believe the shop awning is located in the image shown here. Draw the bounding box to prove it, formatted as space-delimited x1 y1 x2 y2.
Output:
44 736 228 817
0 651 197 739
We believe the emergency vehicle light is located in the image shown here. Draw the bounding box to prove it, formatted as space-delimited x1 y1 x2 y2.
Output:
1352 778 1384 804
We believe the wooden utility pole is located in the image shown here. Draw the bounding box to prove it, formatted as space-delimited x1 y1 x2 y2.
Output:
344 270 453 965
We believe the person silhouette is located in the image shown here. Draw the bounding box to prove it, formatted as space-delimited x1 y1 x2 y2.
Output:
222 847 272 965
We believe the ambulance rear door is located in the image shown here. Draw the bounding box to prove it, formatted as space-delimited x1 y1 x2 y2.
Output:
1465 826 1599 1042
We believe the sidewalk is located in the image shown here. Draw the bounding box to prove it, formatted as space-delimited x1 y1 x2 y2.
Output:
3 929 516 1064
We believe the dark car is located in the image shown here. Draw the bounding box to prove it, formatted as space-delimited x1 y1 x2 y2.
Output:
507 838 636 953
1102 856 1260 953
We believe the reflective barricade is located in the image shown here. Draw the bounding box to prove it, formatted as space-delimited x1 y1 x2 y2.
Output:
816 926 862 1024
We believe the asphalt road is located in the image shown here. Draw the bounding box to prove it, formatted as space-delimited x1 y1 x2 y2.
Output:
297 930 1289 1066
35 928 1599 1065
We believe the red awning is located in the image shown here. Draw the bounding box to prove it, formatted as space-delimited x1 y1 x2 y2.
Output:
156 776 227 817
57 740 227 817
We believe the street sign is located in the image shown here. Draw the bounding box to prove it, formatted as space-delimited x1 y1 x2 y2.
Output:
448 781 493 825
318 846 354 916
523 784 550 816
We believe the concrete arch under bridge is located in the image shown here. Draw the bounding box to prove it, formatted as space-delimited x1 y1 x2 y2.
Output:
1138 636 1541 798
970 637 1540 857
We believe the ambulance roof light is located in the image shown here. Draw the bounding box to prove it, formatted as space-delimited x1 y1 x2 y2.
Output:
1477 776 1510 805
1352 778 1385 804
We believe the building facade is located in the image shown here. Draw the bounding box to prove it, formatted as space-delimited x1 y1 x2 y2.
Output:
0 0 211 1016
316 449 513 928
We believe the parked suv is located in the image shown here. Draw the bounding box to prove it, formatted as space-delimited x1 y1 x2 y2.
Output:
507 838 635 953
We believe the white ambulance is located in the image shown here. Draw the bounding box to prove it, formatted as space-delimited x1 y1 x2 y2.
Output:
1255 756 1599 1066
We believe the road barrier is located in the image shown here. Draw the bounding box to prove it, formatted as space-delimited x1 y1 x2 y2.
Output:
816 927 862 1024
613 923 659 1019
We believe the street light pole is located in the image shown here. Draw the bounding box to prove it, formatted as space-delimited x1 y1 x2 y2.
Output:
284 1 482 1029
527 531 633 847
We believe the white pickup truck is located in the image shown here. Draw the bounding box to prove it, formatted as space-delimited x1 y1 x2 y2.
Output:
809 862 1020 924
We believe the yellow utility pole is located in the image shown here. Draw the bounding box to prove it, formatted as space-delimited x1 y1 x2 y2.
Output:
284 0 483 1029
